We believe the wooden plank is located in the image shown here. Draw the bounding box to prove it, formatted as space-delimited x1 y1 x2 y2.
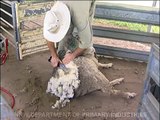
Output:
20 28 43 37
21 34 44 43
93 26 159 44
22 45 48 56
18 1 55 18
21 39 47 50
16 2 55 59
95 2 159 25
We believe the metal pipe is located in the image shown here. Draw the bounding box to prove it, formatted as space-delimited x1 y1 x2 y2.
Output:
0 33 16 48
0 8 12 17
11 2 21 60
0 26 14 38
0 17 14 28
1 1 11 7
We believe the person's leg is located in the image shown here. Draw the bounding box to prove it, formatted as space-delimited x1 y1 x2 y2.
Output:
81 0 96 58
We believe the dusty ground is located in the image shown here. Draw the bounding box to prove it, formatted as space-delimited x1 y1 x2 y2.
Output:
1 43 147 120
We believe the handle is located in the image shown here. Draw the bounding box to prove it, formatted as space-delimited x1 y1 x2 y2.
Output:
48 56 52 62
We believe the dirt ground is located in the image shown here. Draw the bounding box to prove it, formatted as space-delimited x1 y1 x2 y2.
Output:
1 42 147 120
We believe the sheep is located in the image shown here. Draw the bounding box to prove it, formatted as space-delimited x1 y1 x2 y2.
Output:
46 56 136 109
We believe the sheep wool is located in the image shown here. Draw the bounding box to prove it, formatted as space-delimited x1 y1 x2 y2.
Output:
46 61 80 109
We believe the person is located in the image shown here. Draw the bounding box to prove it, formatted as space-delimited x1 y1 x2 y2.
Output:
43 0 96 67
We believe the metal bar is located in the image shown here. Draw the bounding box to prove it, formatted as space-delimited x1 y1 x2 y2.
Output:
147 0 158 32
12 3 20 43
0 33 16 48
0 26 14 38
93 26 159 44
0 8 12 17
1 10 13 25
149 44 159 86
141 92 159 120
0 17 14 28
94 44 149 62
146 92 159 120
1 1 12 15
150 72 160 87
96 2 159 13
1 1 11 7
11 2 21 60
95 2 159 26
147 26 152 33
0 33 5 40
7 39 16 48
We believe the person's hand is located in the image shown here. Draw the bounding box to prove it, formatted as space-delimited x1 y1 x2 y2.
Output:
51 56 61 67
62 53 75 64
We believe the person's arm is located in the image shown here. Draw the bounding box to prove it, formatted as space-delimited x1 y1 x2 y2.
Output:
62 47 85 64
47 41 57 57
72 47 85 57
47 41 61 67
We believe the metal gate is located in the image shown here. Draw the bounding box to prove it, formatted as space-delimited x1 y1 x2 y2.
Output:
137 44 159 120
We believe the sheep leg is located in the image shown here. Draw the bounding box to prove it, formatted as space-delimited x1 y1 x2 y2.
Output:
98 63 113 68
110 89 137 99
110 78 124 86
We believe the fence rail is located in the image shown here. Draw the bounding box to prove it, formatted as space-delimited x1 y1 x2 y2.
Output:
93 26 159 44
0 1 159 61
95 2 159 25
93 2 159 61
0 1 16 48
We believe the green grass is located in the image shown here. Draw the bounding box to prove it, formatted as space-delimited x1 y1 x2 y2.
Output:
93 18 160 34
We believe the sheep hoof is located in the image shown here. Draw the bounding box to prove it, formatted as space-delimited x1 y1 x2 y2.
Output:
110 78 124 86
46 90 50 93
107 63 113 68
126 92 137 99
116 78 124 85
